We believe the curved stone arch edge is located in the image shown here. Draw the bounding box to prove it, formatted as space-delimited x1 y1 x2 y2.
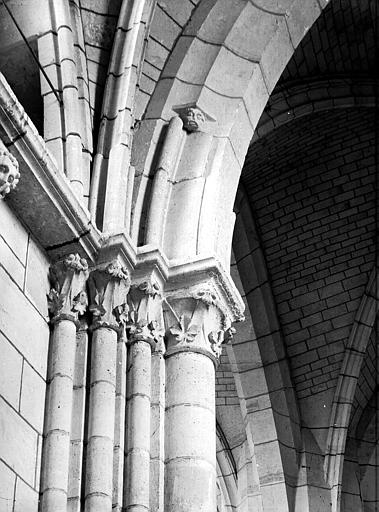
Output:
130 0 329 255
226 186 306 511
251 77 377 143
324 264 378 512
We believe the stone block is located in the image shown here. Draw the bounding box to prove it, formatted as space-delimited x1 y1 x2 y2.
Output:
259 19 294 94
0 460 15 512
252 0 295 14
165 353 214 410
185 0 245 44
228 103 255 167
20 362 46 433
0 266 49 377
150 5 182 49
37 31 57 67
0 331 23 409
247 408 277 445
254 440 284 484
239 367 268 398
145 37 170 71
205 46 256 98
0 398 38 486
0 235 25 288
230 339 262 372
226 3 281 61
0 200 28 264
286 0 321 49
159 0 194 25
165 405 215 462
24 237 50 319
163 36 220 85
246 283 279 337
13 477 39 512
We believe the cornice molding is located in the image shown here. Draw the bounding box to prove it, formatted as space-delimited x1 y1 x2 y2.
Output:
0 73 101 263
98 232 245 323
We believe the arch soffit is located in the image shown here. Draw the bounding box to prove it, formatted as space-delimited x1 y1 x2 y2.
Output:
324 264 378 512
228 186 304 510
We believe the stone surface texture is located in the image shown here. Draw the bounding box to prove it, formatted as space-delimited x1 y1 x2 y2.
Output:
0 1 377 512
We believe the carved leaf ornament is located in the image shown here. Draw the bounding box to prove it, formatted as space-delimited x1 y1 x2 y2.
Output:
48 254 89 318
169 315 200 344
88 261 130 329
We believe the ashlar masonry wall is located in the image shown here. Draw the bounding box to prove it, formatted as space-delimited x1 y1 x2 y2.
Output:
0 199 50 511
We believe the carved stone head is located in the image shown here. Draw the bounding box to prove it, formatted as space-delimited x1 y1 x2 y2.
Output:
0 150 20 198
182 107 206 132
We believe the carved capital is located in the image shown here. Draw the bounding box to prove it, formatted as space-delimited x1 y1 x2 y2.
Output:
125 279 164 347
164 282 235 364
88 260 131 332
48 253 89 324
208 325 236 358
0 149 20 198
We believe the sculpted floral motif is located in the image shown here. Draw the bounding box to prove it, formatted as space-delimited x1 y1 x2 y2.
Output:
138 279 161 298
170 315 200 344
47 289 64 315
208 326 236 358
113 303 129 326
64 253 88 272
208 331 224 358
224 326 236 344
123 278 163 343
104 260 130 281
72 290 88 315
148 320 165 343
0 149 20 198
193 287 218 306
88 261 130 330
48 253 89 320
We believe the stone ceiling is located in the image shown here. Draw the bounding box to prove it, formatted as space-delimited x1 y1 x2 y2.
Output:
240 0 377 416
279 0 377 86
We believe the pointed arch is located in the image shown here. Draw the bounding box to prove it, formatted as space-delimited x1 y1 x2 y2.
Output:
131 0 329 265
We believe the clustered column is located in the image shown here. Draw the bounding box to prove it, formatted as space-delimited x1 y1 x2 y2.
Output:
42 254 89 512
85 261 130 512
163 285 235 512
41 250 241 512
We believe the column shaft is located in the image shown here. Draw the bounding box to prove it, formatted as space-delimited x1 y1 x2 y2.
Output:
42 319 77 512
113 336 127 511
150 347 165 512
68 325 88 512
124 340 152 511
85 327 118 512
165 351 217 512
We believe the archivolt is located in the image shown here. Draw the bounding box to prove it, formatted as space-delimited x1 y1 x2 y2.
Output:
131 0 329 258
